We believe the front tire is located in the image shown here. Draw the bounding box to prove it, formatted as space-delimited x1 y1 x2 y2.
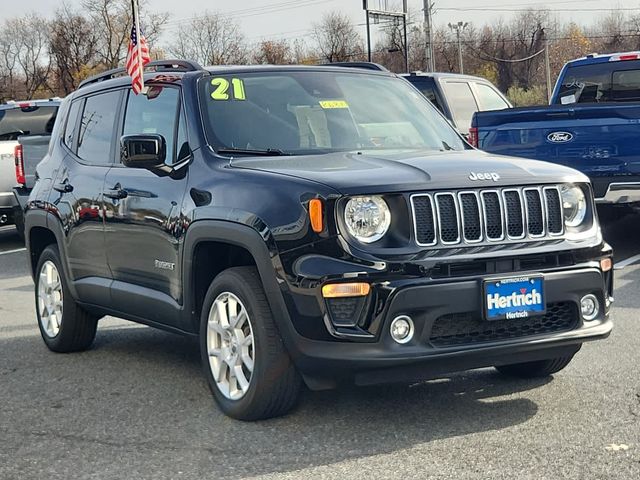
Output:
35 245 98 353
200 266 301 421
495 355 576 378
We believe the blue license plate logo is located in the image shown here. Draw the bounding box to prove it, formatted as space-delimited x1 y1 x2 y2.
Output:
484 276 545 321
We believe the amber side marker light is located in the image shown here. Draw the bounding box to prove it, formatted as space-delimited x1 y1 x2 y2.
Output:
309 199 324 233
600 258 613 272
322 283 371 298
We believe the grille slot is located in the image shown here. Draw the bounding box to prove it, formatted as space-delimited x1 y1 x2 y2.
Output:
412 195 436 245
544 187 564 235
435 193 460 244
410 185 569 247
430 302 578 347
503 190 525 238
459 192 482 242
524 189 544 236
482 192 504 240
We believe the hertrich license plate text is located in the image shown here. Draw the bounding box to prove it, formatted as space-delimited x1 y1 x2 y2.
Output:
484 276 545 321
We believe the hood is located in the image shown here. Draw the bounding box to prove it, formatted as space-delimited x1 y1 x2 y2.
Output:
229 149 589 195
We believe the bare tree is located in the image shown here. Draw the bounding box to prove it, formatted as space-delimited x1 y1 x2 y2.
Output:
253 40 293 65
50 4 98 94
0 27 20 101
82 0 167 69
168 12 248 65
8 14 52 99
312 12 364 63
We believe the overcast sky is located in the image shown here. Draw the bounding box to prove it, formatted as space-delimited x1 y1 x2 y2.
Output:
6 0 640 45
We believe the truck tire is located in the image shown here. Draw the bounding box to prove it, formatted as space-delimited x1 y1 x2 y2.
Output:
35 245 98 353
495 355 576 378
199 266 301 421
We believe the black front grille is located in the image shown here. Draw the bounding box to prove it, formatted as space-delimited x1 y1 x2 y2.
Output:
525 189 544 236
413 195 436 245
430 302 579 348
411 185 566 247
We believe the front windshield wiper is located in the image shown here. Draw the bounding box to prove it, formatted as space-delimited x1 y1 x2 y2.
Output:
216 147 290 157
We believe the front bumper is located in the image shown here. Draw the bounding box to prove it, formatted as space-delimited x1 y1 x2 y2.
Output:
279 252 613 389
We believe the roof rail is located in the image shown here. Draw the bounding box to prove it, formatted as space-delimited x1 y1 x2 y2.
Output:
322 62 389 72
78 59 204 89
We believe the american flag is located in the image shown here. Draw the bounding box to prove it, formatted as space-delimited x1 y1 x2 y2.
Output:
126 24 151 94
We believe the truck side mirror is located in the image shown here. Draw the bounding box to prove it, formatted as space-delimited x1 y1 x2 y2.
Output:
120 134 166 169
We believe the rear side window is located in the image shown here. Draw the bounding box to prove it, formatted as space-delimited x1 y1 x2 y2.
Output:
77 91 121 164
123 86 180 165
64 100 83 150
441 82 479 131
555 60 640 104
0 105 58 141
474 83 510 111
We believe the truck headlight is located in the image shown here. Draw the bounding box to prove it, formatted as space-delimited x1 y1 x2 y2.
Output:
344 196 391 243
561 184 587 227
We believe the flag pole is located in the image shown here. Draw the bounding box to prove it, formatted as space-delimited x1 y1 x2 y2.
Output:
132 0 147 95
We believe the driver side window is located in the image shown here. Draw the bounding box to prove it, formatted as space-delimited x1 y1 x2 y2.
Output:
122 87 181 165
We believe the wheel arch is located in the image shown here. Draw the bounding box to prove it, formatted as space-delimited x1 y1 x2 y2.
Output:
182 220 293 337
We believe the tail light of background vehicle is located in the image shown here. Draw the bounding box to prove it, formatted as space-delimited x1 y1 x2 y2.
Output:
15 145 25 187
468 127 479 148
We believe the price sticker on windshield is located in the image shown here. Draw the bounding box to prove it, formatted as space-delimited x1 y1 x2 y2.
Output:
319 100 349 109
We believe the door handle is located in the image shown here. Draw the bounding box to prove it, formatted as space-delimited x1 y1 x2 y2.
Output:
53 180 73 193
104 184 128 200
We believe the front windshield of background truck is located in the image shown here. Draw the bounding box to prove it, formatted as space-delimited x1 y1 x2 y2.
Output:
198 70 466 155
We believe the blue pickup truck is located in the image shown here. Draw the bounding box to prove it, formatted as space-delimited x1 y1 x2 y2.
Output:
471 52 640 209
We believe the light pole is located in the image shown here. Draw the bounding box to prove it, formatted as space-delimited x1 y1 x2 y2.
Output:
448 21 468 74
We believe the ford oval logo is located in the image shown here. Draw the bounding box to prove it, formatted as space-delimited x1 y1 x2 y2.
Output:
547 131 574 143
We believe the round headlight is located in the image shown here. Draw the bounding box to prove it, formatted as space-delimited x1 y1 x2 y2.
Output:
344 196 391 243
560 184 587 228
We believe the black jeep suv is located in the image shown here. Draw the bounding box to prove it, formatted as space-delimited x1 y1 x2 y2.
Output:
24 60 613 420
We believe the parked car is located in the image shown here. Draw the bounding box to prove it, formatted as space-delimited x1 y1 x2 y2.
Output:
13 134 54 239
471 51 640 212
0 99 60 231
24 60 612 421
402 72 512 136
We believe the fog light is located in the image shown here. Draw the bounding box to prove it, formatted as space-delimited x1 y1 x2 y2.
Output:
580 294 600 321
390 315 414 344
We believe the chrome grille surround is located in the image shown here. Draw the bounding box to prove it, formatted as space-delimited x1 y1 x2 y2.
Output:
411 186 565 247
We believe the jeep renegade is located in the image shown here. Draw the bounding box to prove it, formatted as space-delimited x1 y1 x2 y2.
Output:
24 60 613 420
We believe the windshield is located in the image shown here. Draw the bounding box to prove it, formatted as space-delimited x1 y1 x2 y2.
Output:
199 70 466 155
555 61 640 104
0 105 58 141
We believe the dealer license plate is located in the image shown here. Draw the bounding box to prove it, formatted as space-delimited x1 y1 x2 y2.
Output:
484 275 545 321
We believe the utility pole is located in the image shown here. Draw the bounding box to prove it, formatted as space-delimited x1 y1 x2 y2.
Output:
545 40 552 103
449 21 468 74
423 0 435 71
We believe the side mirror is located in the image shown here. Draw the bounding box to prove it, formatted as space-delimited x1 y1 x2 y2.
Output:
120 134 166 169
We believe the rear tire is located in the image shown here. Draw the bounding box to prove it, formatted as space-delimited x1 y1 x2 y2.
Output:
35 245 98 353
495 355 576 378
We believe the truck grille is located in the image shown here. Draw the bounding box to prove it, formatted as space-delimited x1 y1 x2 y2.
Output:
411 186 564 247
430 302 578 348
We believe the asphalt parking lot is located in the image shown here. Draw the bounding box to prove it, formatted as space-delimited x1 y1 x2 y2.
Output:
0 218 639 480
